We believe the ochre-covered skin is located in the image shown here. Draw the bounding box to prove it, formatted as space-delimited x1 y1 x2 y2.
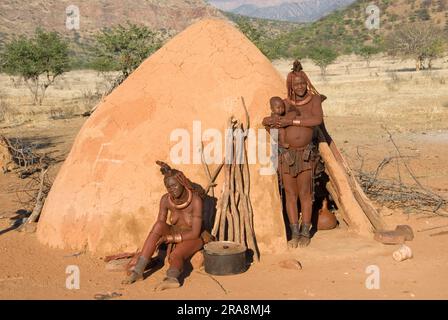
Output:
36 19 287 255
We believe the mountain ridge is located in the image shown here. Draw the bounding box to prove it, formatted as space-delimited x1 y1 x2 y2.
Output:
209 0 357 22
0 0 223 43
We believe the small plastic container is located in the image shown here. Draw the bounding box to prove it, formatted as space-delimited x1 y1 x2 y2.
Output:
392 245 413 262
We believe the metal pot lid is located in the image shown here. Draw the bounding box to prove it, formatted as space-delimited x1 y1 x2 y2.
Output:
204 241 247 256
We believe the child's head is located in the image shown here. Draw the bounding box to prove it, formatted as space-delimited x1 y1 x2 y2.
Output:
270 96 285 115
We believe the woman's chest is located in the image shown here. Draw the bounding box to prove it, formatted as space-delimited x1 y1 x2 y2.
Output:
286 104 312 118
170 208 194 225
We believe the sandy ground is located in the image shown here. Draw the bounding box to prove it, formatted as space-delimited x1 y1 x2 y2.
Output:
1 56 448 300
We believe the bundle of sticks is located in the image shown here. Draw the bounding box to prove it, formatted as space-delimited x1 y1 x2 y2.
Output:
353 127 448 215
1 135 54 229
208 98 259 261
357 170 447 214
1 135 51 178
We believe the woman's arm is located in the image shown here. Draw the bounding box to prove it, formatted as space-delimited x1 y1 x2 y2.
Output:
295 97 323 127
157 194 169 222
262 115 275 128
275 97 323 128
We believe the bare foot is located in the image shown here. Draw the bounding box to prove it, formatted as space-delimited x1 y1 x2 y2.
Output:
287 238 299 248
154 277 180 291
298 236 310 247
121 272 142 285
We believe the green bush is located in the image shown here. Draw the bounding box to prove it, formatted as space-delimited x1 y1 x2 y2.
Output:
306 46 338 76
92 22 161 78
0 28 70 105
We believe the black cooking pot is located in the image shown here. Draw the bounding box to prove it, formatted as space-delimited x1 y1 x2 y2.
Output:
203 241 247 276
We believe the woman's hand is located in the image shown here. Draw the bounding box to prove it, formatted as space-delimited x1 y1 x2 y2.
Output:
262 116 275 127
156 235 168 246
157 235 177 246
275 117 293 128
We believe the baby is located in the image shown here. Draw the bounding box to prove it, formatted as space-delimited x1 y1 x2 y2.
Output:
267 96 289 150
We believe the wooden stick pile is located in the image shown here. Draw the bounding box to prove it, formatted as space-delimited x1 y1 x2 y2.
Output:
356 170 447 214
209 98 259 261
1 135 52 178
354 128 448 216
1 135 54 229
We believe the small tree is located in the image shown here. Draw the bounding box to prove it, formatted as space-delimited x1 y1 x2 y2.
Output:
307 46 338 77
93 22 162 80
357 45 381 68
233 16 271 57
424 37 446 69
387 22 446 71
0 29 70 105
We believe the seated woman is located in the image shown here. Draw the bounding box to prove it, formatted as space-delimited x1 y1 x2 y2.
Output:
123 161 206 290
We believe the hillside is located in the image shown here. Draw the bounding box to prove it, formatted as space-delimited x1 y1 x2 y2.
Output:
264 0 448 58
0 0 225 68
207 0 287 11
0 0 222 46
227 0 357 23
223 11 302 38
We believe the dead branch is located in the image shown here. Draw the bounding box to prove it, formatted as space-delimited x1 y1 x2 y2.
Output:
354 131 448 216
17 167 50 232
1 135 54 178
200 142 214 197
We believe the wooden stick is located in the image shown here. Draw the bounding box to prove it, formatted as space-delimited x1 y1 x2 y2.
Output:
200 142 214 197
216 117 234 240
240 97 250 131
219 166 230 240
417 224 448 233
229 153 240 244
236 160 258 259
319 141 372 235
226 208 234 241
26 168 48 224
430 230 448 237
317 124 386 231
235 167 245 245
17 168 48 232
239 150 259 260
212 187 224 238
242 199 259 261
205 163 224 194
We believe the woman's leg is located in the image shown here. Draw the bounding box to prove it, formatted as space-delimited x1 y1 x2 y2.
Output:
282 173 299 224
140 221 171 259
155 238 203 291
297 168 313 247
282 173 300 248
123 221 171 284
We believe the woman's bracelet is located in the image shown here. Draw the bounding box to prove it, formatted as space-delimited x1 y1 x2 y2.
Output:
293 119 301 126
173 233 183 243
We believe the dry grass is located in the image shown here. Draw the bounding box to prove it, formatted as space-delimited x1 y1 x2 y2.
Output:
1 56 448 130
0 70 117 126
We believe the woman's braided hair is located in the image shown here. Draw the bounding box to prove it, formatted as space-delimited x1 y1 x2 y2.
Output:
286 59 321 102
156 161 206 199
